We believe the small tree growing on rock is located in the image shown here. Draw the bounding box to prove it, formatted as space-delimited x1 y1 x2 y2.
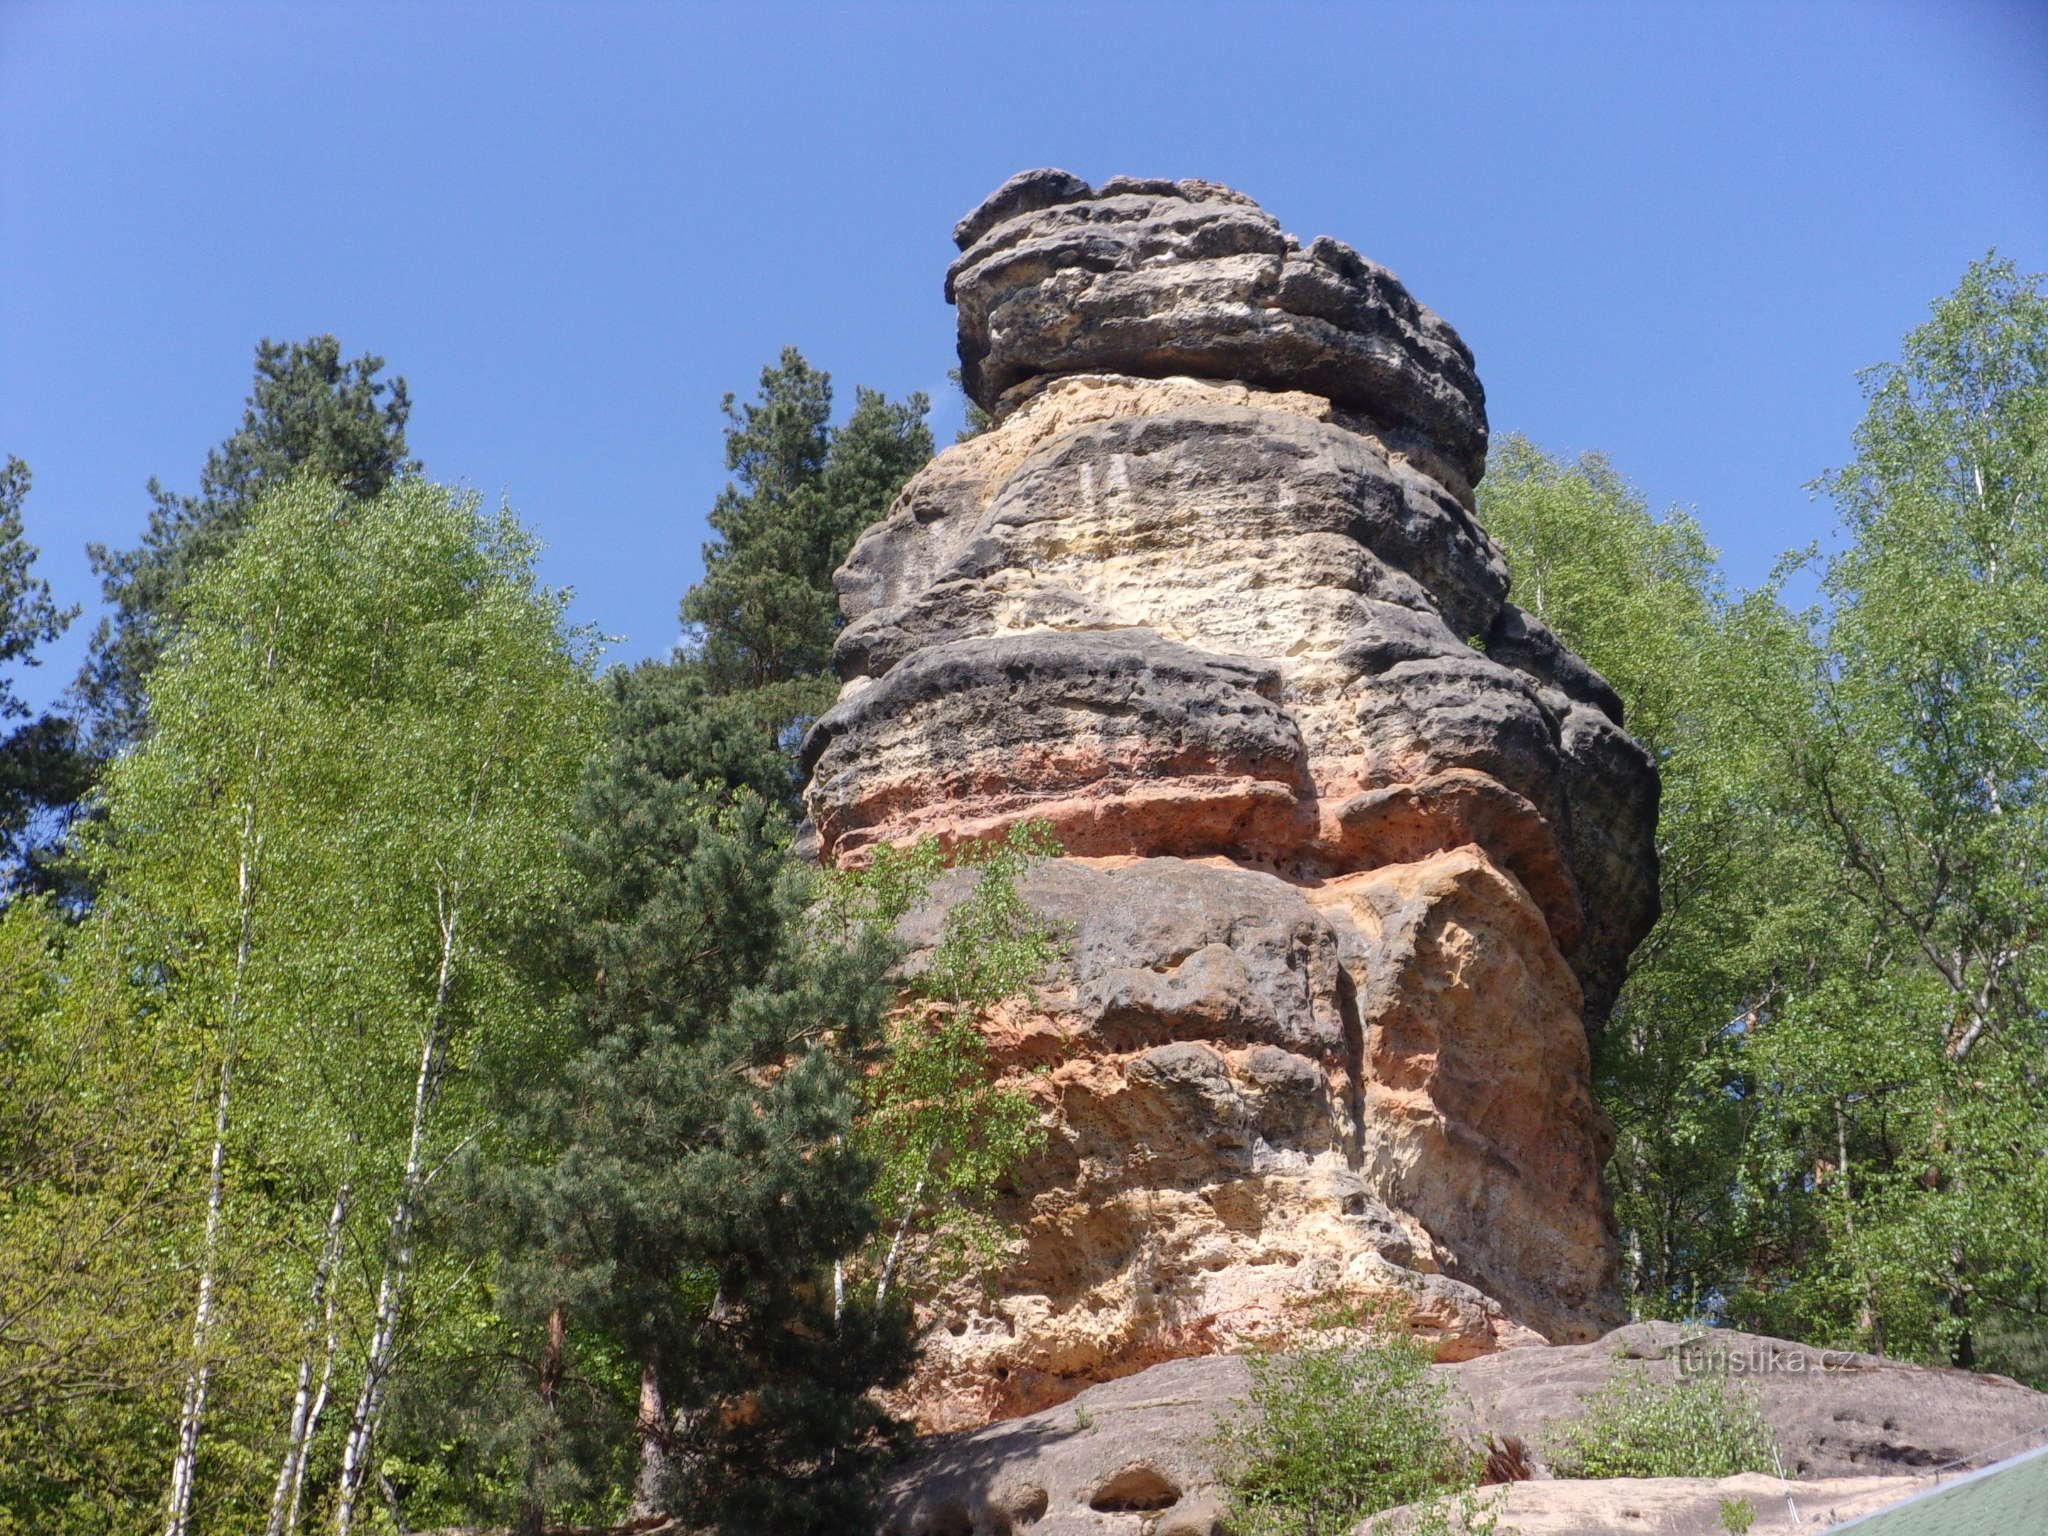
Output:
821 821 1064 1310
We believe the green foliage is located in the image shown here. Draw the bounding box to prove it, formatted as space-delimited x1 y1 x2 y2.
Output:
41 474 600 1534
679 348 931 756
1719 1495 1757 1534
0 457 85 888
1380 1488 1506 1536
1214 1310 1477 1536
445 658 913 1535
1740 256 2048 1365
78 335 416 752
1542 1364 1778 1480
1482 257 2047 1368
1478 438 1824 1318
0 900 190 1536
824 822 1063 1305
1808 252 2046 1070
599 657 796 806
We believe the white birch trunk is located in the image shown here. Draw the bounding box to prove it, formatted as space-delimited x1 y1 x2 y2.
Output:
873 1141 936 1308
288 1308 340 1536
266 1182 349 1536
164 1048 234 1536
335 718 509 1533
332 900 459 1535
166 725 271 1536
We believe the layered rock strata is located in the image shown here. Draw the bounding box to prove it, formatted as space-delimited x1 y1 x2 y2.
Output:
802 172 1660 1428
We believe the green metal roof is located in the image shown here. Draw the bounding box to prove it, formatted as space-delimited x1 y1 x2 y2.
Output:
1822 1441 2048 1533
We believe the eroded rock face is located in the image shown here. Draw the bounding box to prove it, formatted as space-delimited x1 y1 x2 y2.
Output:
945 169 1489 496
802 172 1661 1428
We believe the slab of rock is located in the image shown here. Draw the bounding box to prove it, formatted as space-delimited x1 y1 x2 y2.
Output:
1361 1474 1917 1535
810 174 1661 1427
1447 1321 2048 1478
889 856 1587 1428
813 372 1658 1024
946 171 1489 496
878 1329 2048 1535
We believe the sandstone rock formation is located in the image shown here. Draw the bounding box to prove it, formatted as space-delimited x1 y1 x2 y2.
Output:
802 171 1662 1427
879 1326 2048 1536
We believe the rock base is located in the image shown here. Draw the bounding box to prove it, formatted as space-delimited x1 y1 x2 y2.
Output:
879 1324 2048 1535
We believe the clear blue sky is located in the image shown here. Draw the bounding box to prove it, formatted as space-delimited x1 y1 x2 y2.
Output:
4 2 2045 707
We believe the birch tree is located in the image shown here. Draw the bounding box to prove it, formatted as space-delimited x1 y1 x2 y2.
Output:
1781 253 2048 1366
819 822 1062 1311
85 499 331 1536
323 487 601 1533
76 474 598 1534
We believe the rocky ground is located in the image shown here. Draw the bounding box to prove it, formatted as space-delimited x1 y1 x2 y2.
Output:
879 1323 2048 1534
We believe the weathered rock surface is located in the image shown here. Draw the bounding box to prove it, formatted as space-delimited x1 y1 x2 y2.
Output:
1363 1474 1916 1535
1452 1322 2048 1479
878 1327 2048 1535
889 856 1582 1428
807 374 1658 1021
946 170 1489 496
805 173 1662 1427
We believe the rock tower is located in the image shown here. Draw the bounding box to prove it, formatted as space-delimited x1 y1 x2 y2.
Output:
801 171 1660 1429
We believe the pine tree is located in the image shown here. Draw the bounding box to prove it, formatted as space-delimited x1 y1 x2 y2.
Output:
0 457 85 886
679 349 931 753
78 336 416 752
461 660 914 1534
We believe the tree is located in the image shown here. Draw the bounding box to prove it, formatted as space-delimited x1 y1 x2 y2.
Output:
0 898 192 1536
945 367 990 442
75 474 598 1535
1807 253 2046 1069
1774 253 2048 1367
679 349 931 755
820 823 1061 1311
77 337 416 752
0 457 85 888
1476 438 1823 1318
1478 257 2048 1379
455 660 913 1536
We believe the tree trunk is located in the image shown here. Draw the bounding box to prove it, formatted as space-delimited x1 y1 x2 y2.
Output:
166 760 270 1536
874 1141 936 1307
1948 1241 1975 1369
516 1306 566 1536
334 901 459 1535
164 1049 233 1536
266 1182 349 1536
631 1359 671 1518
1833 1099 1885 1355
